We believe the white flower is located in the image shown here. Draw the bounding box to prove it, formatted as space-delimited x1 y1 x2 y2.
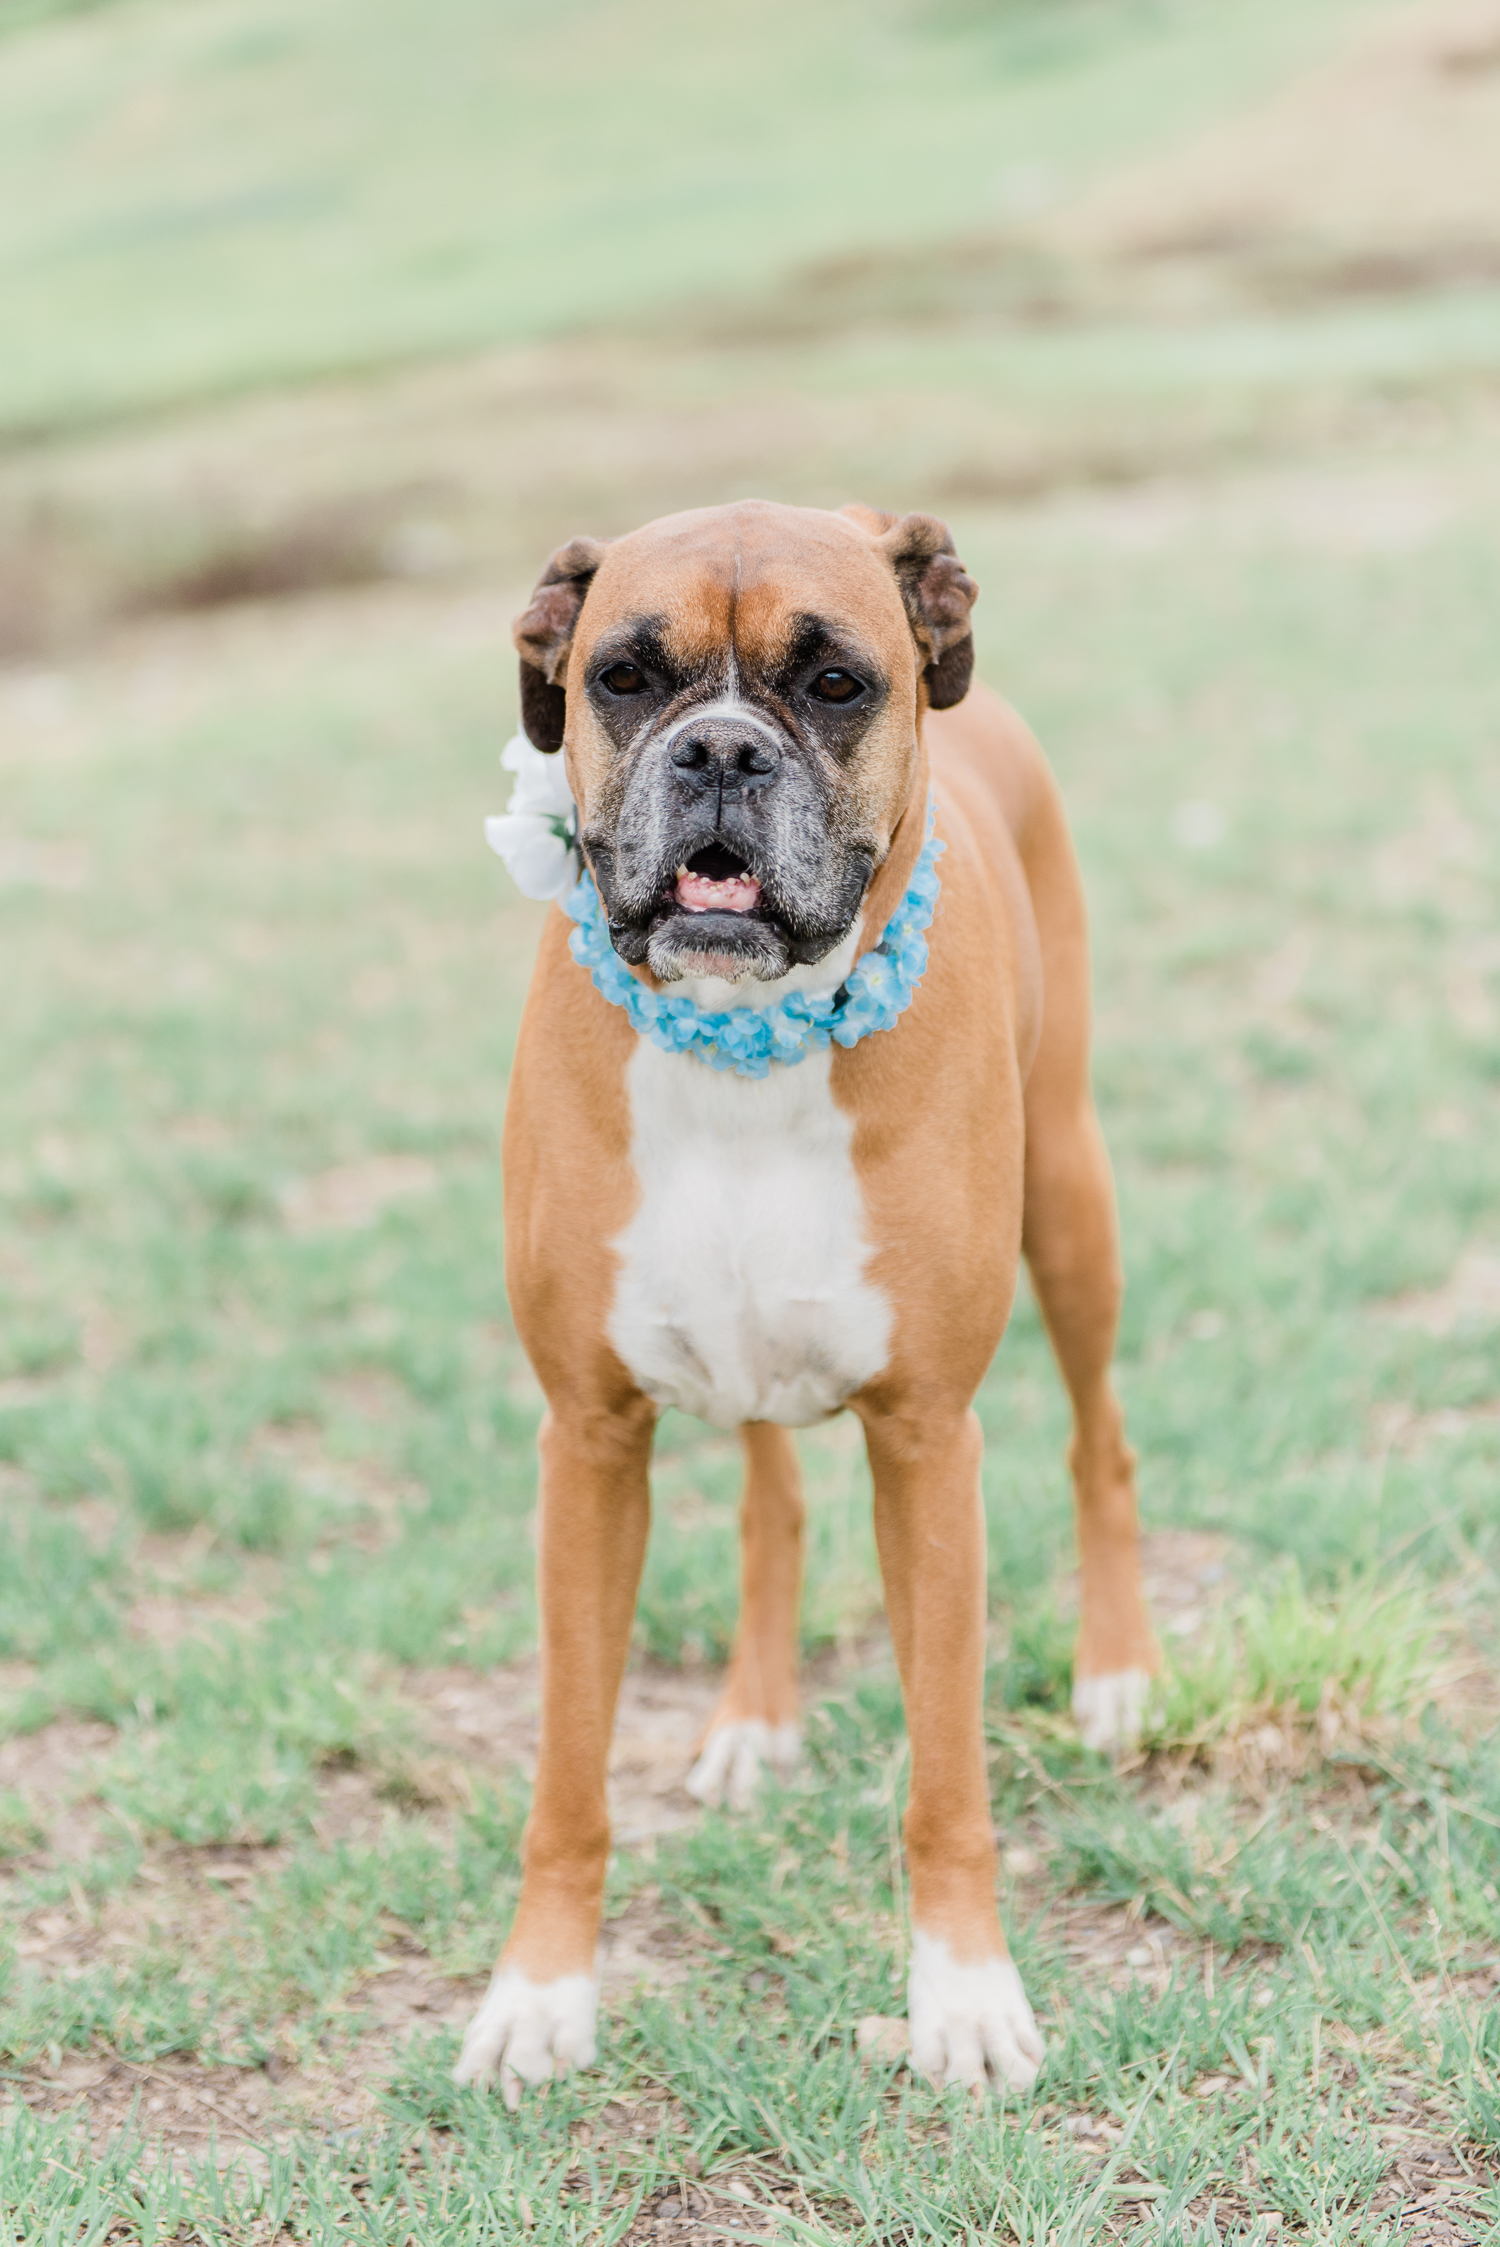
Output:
484 814 576 900
500 730 576 820
485 732 579 902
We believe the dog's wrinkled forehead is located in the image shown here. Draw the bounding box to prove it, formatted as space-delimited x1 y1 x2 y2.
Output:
579 505 911 680
512 500 977 754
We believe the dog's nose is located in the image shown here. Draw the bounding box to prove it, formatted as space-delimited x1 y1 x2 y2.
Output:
668 720 781 786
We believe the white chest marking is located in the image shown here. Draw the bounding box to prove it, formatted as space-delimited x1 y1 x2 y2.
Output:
609 1028 891 1432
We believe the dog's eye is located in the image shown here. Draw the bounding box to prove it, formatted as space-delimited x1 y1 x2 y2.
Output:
810 669 864 704
600 661 648 696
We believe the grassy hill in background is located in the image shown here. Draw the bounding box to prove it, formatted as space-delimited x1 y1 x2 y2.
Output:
1 0 1385 435
13 0 1500 663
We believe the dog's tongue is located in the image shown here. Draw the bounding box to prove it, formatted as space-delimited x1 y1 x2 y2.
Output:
675 865 762 914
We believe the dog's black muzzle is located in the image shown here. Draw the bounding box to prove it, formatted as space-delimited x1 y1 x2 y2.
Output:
582 710 874 982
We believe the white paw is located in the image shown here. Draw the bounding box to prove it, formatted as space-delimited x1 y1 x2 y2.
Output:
452 1966 598 2108
908 1930 1044 2094
686 1719 800 1810
1073 1668 1150 1756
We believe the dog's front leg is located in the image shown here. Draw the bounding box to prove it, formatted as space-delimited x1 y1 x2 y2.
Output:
859 1399 1044 2095
455 1395 654 2104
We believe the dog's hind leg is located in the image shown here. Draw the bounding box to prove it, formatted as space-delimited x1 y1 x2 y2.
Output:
1023 1099 1159 1753
686 1421 805 1809
1018 779 1159 1755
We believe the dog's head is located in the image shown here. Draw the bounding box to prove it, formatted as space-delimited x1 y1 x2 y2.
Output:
512 499 976 983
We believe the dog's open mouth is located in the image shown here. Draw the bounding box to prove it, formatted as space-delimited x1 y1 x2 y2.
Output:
674 844 762 916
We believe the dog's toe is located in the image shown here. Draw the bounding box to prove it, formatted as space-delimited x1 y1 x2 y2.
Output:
452 1966 598 2099
1072 1668 1150 1756
908 1933 1044 2095
685 1719 800 1810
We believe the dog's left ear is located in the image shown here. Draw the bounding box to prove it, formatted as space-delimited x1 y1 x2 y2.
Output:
512 535 610 752
873 511 978 710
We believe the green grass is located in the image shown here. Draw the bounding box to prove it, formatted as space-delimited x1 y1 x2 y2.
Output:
5 0 1500 2234
3 449 1500 2236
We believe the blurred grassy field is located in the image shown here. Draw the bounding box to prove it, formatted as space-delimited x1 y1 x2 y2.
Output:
0 0 1382 434
5 0 1500 2239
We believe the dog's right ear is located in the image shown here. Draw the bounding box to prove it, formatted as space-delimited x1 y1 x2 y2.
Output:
873 512 977 710
840 505 977 708
512 536 609 752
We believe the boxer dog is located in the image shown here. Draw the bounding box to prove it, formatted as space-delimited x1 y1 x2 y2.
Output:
455 500 1158 2104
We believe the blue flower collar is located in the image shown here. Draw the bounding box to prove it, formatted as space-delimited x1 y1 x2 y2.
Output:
562 801 944 1080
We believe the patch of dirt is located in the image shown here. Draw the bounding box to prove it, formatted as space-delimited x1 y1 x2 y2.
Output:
611 1669 731 1845
0 1714 114 1795
249 1419 420 1551
319 1368 410 1422
1049 0 1500 291
407 1656 726 1845
15 1965 480 2169
614 2168 817 2245
17 2049 286 2167
1382 1247 1500 1337
125 1587 276 1649
1373 1397 1500 1450
1022 451 1500 564
12 1847 244 1982
0 834 89 892
277 1153 437 1235
403 1660 541 1799
1372 793 1490 917
124 1524 285 1646
0 1717 117 1873
404 1645 894 2004
1059 1527 1238 1650
1140 1529 1238 1647
3 1780 480 2162
0 1384 55 1419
